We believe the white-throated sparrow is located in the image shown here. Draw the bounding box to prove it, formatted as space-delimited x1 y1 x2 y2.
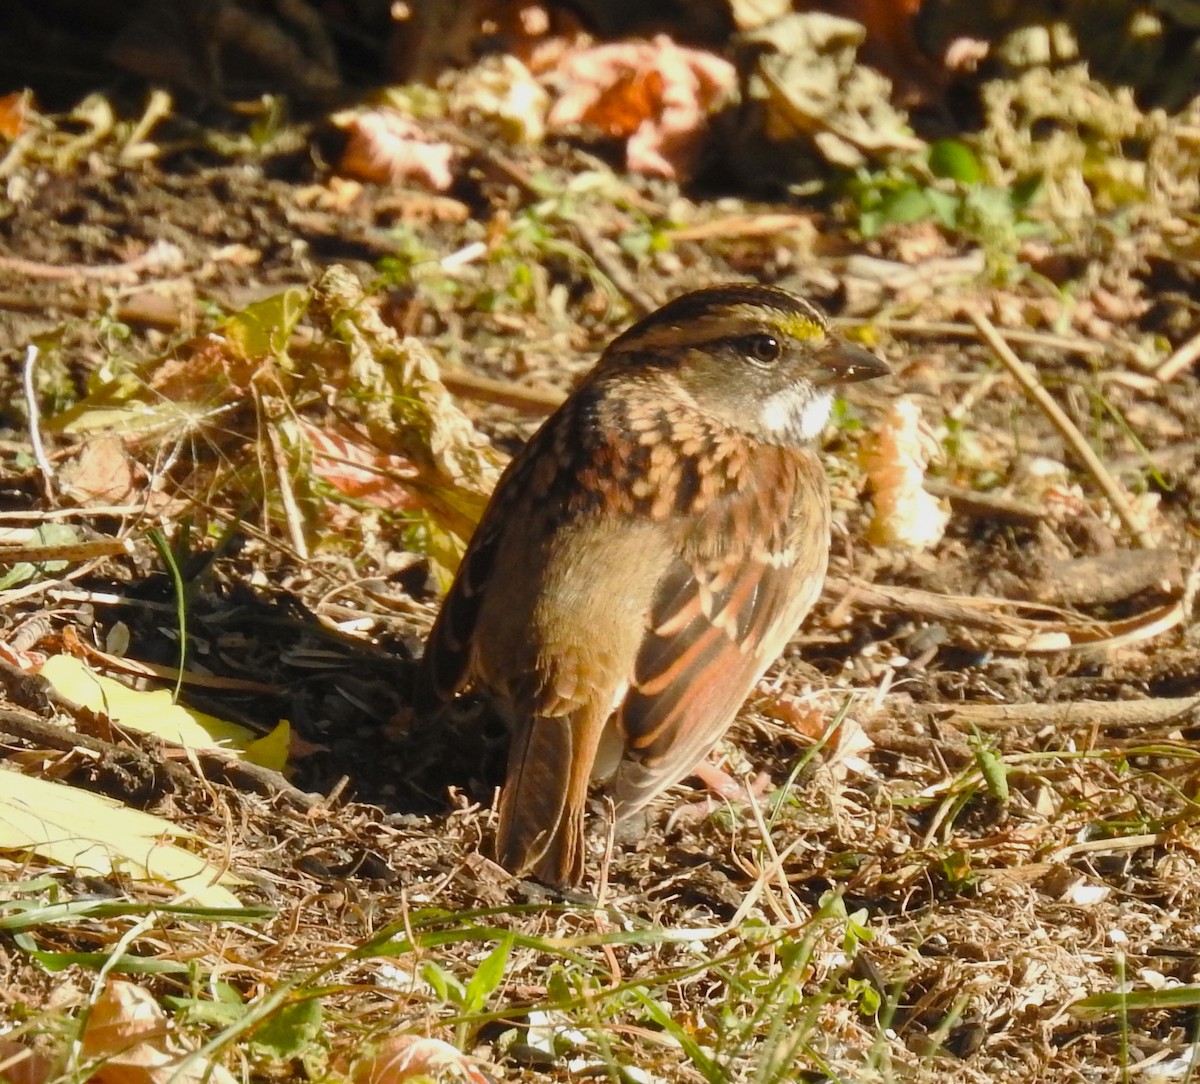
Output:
416 283 888 886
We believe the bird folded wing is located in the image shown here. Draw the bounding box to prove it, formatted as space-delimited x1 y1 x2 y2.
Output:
611 526 801 818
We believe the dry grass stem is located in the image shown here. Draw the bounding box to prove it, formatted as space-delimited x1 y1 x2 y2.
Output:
441 366 565 414
846 317 1104 356
968 307 1157 548
928 696 1200 729
1153 326 1200 382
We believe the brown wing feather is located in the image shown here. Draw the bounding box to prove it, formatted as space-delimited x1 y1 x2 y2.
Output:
412 514 504 712
413 393 580 713
611 448 829 817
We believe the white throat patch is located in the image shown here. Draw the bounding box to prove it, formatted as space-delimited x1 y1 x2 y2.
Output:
759 387 833 445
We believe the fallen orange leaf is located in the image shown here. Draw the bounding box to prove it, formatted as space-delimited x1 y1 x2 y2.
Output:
546 34 736 178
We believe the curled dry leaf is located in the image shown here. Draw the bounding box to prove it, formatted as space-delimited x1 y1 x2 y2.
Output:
742 13 923 168
354 1034 493 1084
312 267 503 580
81 980 237 1084
0 1039 53 1084
863 396 949 551
546 34 736 178
449 54 550 144
335 109 456 191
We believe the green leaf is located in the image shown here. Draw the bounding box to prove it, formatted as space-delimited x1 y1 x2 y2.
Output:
163 976 248 1024
878 185 935 226
975 744 1010 802
924 188 962 229
148 526 187 702
1010 173 1044 211
12 931 188 974
462 934 514 1014
422 961 465 1005
223 287 308 360
928 139 983 184
0 522 80 589
1072 984 1200 1015
251 997 325 1060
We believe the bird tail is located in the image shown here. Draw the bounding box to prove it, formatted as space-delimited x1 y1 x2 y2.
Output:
495 711 599 887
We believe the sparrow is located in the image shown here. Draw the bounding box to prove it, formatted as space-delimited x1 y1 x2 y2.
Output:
415 283 888 886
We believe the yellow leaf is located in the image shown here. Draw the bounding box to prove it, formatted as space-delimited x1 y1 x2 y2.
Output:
0 771 243 906
242 720 290 773
39 655 258 752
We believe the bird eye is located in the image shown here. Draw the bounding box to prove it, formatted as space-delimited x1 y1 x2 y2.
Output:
743 334 782 365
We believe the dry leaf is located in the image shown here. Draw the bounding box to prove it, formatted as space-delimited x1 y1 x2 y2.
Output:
82 980 169 1055
863 396 949 550
81 981 237 1084
312 267 503 583
743 13 923 168
0 1039 53 1084
450 54 549 143
0 770 244 906
335 109 456 191
58 436 142 505
354 1035 492 1084
39 654 262 756
546 34 736 178
728 0 792 32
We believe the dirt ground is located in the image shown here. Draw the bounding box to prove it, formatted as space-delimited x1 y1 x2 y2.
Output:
3 48 1200 1084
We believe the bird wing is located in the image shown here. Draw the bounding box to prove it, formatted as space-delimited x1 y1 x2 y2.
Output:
413 442 532 712
414 388 600 712
611 447 829 817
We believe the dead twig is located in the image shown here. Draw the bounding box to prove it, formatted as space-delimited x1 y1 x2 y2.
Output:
0 705 322 811
1153 327 1200 383
825 576 1183 653
927 696 1200 729
838 316 1103 357
440 366 564 414
1024 549 1182 607
0 536 133 564
0 240 183 283
967 308 1156 549
923 480 1043 524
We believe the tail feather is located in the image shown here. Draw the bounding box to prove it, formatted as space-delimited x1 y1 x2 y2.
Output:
495 711 599 886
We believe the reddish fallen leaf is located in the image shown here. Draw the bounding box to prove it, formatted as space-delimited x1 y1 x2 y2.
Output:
0 1039 53 1084
301 418 421 508
755 686 827 741
0 90 33 140
336 110 456 191
546 34 736 179
0 638 43 671
354 1035 493 1084
147 333 261 403
59 436 142 505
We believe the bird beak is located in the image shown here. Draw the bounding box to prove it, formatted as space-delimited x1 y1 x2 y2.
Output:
811 338 890 386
